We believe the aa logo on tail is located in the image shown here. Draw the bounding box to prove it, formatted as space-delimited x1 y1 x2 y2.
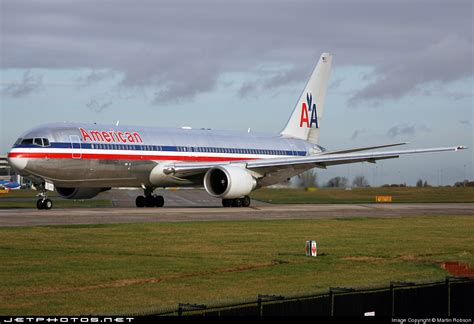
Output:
299 93 319 128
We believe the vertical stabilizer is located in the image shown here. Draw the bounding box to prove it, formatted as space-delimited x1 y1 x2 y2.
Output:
280 53 332 144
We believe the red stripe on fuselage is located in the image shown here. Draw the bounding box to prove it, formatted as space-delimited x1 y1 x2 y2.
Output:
7 152 258 162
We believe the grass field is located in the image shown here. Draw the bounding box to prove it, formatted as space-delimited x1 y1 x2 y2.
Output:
250 187 474 204
0 215 473 315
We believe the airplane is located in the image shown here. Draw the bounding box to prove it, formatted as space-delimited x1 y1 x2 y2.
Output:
7 53 467 210
0 180 21 190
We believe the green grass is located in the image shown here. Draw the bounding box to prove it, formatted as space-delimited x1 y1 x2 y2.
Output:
0 216 473 315
250 187 474 204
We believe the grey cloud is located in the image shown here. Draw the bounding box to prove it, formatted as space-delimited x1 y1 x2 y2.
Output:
350 129 369 140
76 70 117 88
386 124 430 139
2 0 472 104
349 35 473 106
238 64 309 98
330 78 344 90
459 120 471 127
85 98 113 113
262 65 309 90
1 71 43 98
238 81 259 99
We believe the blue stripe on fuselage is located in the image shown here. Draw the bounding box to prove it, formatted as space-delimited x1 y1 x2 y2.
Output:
13 142 308 156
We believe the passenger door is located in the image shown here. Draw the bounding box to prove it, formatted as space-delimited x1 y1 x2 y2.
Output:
70 135 82 159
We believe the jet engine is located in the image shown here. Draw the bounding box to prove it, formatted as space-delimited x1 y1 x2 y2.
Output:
56 187 110 199
204 166 256 199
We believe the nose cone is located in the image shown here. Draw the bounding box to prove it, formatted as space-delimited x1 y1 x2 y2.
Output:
7 155 28 171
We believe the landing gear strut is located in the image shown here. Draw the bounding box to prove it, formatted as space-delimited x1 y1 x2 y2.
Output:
136 187 164 208
36 183 53 210
222 195 251 208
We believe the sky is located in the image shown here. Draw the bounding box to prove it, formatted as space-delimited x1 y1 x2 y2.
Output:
1 0 473 186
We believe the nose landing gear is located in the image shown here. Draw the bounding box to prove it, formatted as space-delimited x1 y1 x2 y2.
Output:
36 183 53 210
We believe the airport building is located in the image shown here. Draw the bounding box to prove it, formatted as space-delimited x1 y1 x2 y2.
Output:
0 154 23 185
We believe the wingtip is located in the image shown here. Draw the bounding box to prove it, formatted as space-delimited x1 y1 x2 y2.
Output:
456 146 468 151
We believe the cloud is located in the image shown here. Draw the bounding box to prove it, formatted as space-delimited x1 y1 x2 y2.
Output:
237 64 309 98
1 71 43 98
386 124 431 139
350 129 370 140
85 97 113 113
238 81 259 98
459 120 471 127
330 78 344 90
348 35 473 106
75 70 117 88
1 0 472 104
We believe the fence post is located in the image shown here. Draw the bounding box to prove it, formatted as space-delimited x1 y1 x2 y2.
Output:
389 281 415 317
446 277 451 317
329 287 355 316
390 283 394 317
257 294 284 316
329 289 334 317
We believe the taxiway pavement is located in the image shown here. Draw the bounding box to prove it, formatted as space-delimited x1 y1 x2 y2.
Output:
0 203 472 227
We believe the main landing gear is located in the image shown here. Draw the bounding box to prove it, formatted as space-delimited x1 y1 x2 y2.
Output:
136 187 164 208
222 195 251 208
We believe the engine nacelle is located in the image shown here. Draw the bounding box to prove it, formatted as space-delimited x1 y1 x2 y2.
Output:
204 166 256 199
56 187 110 199
149 164 173 186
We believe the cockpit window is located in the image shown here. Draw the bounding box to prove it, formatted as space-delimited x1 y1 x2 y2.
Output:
21 138 34 145
19 138 51 147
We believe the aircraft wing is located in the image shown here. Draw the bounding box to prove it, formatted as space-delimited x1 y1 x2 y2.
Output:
319 142 408 155
168 145 466 180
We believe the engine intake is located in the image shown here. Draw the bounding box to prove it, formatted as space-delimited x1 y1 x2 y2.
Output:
56 187 110 199
204 166 256 199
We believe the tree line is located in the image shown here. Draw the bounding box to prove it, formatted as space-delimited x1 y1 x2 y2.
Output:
292 170 473 188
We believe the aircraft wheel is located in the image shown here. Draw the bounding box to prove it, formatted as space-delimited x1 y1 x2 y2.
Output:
37 199 44 210
44 199 53 210
136 196 146 208
145 195 155 207
37 199 53 210
232 198 243 208
154 195 164 207
241 196 251 207
222 199 232 207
